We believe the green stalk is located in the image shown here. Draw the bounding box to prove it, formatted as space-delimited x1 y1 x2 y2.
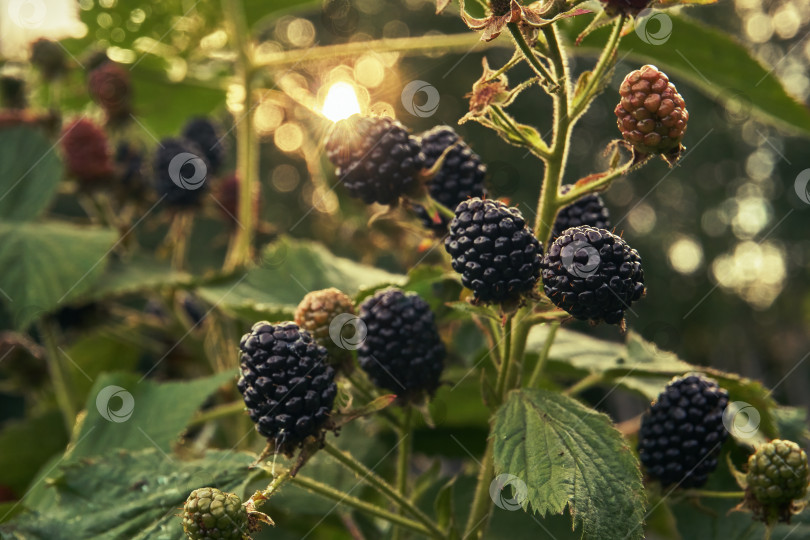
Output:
222 0 257 270
507 308 533 389
682 489 746 499
188 400 245 426
290 475 435 537
507 23 556 86
392 406 413 540
562 372 602 396
493 315 513 401
322 442 444 538
527 321 559 388
462 436 495 539
37 320 76 431
571 14 626 119
534 25 571 247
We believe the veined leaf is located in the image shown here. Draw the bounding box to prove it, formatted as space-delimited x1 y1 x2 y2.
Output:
0 126 62 221
492 388 646 540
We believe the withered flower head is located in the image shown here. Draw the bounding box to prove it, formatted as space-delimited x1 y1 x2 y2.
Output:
459 0 577 41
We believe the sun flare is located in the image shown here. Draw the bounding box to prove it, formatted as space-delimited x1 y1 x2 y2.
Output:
321 82 362 122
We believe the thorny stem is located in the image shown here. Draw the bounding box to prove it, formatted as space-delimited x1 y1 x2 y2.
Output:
222 0 257 271
571 14 626 119
322 441 445 538
527 321 559 388
493 315 514 401
291 475 437 537
507 23 556 86
463 435 496 539
38 320 76 432
393 406 414 540
490 105 551 158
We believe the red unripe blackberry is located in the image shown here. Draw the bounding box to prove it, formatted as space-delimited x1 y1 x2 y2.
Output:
88 62 132 122
551 185 610 240
412 126 486 234
541 226 644 325
61 118 114 189
324 115 424 205
357 288 445 402
615 65 688 156
444 198 542 305
638 374 729 488
214 173 260 226
237 322 337 455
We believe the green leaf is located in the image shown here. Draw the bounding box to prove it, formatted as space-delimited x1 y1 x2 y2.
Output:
0 411 69 496
773 406 810 444
62 332 141 399
1 449 260 539
0 222 117 329
78 253 195 304
568 14 810 136
0 127 62 221
69 371 235 460
198 238 405 322
492 388 646 539
434 477 457 536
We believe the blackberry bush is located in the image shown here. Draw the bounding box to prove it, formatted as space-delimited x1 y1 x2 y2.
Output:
444 198 542 305
638 374 729 488
237 322 337 455
324 115 424 205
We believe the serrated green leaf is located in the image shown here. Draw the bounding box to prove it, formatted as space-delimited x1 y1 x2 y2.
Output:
78 254 195 304
492 388 646 540
773 406 810 444
0 127 62 221
198 238 405 322
0 222 117 330
1 449 260 540
0 411 68 496
69 371 235 460
567 14 810 136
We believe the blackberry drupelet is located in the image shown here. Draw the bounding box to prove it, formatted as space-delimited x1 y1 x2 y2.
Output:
551 185 610 240
615 65 688 157
444 198 542 305
182 117 226 175
412 126 486 234
295 288 357 360
324 115 424 205
182 487 249 540
357 288 445 402
153 138 209 208
61 118 114 189
541 226 644 325
746 439 809 521
638 374 729 488
237 322 337 455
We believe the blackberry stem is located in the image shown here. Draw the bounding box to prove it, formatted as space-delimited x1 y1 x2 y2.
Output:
393 406 413 540
507 23 556 87
571 15 626 119
681 489 745 499
527 321 559 388
321 441 445 538
188 400 245 426
38 320 76 432
563 372 602 396
291 475 436 537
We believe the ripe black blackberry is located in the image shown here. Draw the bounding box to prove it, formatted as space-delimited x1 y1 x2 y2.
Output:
237 322 337 455
411 126 486 234
638 374 729 488
551 185 610 240
444 198 542 305
541 226 644 325
182 117 226 175
358 289 445 402
324 115 424 205
153 138 209 208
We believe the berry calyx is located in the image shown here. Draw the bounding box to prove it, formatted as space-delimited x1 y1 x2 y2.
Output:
61 118 115 189
294 288 357 366
540 226 644 325
412 126 487 235
182 487 250 540
358 288 445 403
237 322 337 455
638 374 729 488
324 115 424 205
615 65 688 159
551 185 611 241
444 198 543 306
746 439 809 523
